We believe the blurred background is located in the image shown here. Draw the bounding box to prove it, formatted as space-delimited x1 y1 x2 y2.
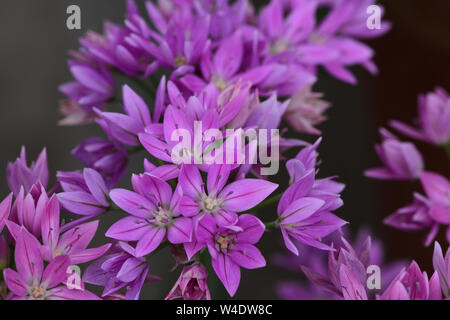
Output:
0 0 449 299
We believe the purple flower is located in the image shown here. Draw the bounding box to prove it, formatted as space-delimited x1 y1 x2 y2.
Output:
197 214 266 297
38 195 111 264
420 172 450 236
365 129 424 180
83 242 150 300
97 85 154 146
57 168 110 217
179 164 278 229
9 183 49 238
3 228 99 300
384 193 438 246
72 137 128 188
7 147 48 196
277 140 346 254
384 171 450 245
165 263 211 300
106 173 193 257
379 261 441 300
59 61 115 112
433 242 450 297
390 88 450 146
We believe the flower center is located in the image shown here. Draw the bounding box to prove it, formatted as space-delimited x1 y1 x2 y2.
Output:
212 76 228 91
270 38 289 55
31 286 46 299
214 233 236 253
154 206 173 227
202 195 221 214
175 55 186 66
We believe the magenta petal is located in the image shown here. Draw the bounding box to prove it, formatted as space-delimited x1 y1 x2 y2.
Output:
236 214 266 245
42 255 71 289
57 191 105 216
280 197 324 224
109 189 155 218
179 165 204 199
167 217 192 244
221 179 278 212
70 244 112 265
339 265 368 300
138 132 173 163
132 173 172 206
117 257 146 283
122 85 151 127
59 220 99 252
179 196 200 217
211 254 241 297
280 227 299 256
3 268 27 297
106 216 150 241
0 193 12 233
420 171 450 205
206 164 232 195
135 227 166 257
83 168 109 207
15 229 43 284
214 210 238 227
48 286 101 300
230 243 266 270
41 195 60 248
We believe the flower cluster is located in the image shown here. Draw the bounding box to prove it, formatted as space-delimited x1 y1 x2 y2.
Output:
366 88 450 246
0 0 414 301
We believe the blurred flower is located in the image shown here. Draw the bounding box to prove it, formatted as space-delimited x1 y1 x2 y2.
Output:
433 242 450 298
365 129 424 180
390 87 450 146
284 84 330 135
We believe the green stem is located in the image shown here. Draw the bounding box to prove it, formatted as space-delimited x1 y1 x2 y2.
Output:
264 220 280 229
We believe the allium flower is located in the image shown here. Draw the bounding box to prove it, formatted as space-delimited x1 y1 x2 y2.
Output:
9 183 50 238
165 263 210 300
179 164 278 229
390 87 450 146
196 214 266 297
433 242 450 297
59 61 115 112
181 31 272 93
384 193 438 246
420 172 450 236
72 137 128 188
277 140 346 254
97 85 154 146
6 147 48 196
106 173 193 257
83 242 150 300
384 171 450 245
284 84 330 135
3 228 99 300
379 261 441 300
365 129 424 180
38 195 111 264
57 168 110 217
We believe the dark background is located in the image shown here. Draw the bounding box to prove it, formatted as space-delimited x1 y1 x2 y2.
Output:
0 0 449 299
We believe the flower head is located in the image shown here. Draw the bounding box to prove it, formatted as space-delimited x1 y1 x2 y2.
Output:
166 263 210 300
